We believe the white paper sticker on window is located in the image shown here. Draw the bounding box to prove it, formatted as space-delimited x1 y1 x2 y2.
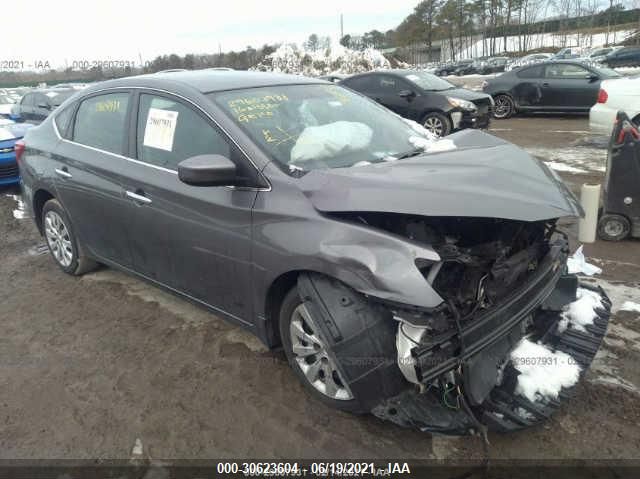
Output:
143 108 179 151
45 92 59 98
405 74 419 81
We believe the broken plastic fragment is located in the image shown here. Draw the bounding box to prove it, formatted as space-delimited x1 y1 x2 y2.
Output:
510 338 581 402
566 245 602 276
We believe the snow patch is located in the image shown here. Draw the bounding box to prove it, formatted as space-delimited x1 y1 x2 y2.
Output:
559 288 603 333
511 338 581 402
253 41 390 76
567 245 602 276
544 161 587 174
620 301 640 313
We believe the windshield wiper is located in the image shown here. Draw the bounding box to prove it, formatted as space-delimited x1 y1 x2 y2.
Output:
394 147 425 160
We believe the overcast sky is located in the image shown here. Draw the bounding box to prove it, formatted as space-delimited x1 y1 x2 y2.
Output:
6 0 420 69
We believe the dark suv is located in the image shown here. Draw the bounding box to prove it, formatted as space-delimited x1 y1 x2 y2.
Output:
17 71 609 434
341 70 492 136
10 88 76 124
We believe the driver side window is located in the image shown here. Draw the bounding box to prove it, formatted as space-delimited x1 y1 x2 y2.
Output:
136 93 231 170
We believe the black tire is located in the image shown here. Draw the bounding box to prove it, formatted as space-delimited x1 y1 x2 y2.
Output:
42 199 98 275
422 111 452 137
493 94 515 119
279 287 363 414
597 214 631 241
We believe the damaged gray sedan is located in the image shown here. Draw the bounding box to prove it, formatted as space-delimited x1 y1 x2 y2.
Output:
18 71 611 434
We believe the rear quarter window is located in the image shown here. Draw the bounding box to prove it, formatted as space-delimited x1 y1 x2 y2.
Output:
517 65 544 78
53 103 76 139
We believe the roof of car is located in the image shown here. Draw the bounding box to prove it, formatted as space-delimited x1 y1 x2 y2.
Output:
91 70 325 94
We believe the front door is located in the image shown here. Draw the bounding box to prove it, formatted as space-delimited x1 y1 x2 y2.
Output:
540 63 596 110
120 91 258 321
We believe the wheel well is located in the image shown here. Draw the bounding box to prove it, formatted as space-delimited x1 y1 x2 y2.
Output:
264 271 301 347
33 189 55 235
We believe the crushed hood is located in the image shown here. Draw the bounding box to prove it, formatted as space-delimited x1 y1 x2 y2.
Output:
298 129 583 222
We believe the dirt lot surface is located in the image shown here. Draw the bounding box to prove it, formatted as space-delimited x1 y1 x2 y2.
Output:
1 115 639 462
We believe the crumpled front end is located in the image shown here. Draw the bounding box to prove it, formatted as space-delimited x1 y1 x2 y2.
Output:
297 215 611 434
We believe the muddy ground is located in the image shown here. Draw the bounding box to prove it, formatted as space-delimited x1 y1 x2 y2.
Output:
0 116 639 461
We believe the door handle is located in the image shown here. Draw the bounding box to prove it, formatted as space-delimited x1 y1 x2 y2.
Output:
125 190 152 205
542 82 550 87
54 168 72 179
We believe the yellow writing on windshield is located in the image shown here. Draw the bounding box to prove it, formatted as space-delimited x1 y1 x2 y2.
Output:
228 94 289 123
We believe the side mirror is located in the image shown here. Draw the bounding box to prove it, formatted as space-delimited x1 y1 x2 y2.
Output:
37 103 51 110
398 89 415 99
587 74 599 82
178 154 238 186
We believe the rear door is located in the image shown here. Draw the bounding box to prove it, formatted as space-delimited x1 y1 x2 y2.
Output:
540 63 596 110
33 93 53 123
120 91 258 321
53 90 135 267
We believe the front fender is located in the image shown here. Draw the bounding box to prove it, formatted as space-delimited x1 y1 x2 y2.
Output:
251 177 445 318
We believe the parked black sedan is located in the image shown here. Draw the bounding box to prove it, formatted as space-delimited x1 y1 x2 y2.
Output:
342 70 493 136
17 70 608 434
482 61 621 119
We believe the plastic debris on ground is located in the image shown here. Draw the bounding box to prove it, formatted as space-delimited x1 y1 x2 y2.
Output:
510 338 581 403
567 245 602 276
559 288 604 333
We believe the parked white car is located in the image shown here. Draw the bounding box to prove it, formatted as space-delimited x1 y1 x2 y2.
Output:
589 75 640 136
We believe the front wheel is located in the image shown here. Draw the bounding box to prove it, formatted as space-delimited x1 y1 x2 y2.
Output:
279 287 362 413
493 94 515 119
422 112 451 137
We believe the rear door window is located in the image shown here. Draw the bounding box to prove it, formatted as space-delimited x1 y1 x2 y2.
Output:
73 92 130 155
135 93 231 170
544 63 590 79
516 65 544 78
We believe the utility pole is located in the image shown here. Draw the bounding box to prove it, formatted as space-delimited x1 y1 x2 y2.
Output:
340 14 344 39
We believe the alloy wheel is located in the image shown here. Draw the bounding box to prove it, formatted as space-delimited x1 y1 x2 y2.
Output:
44 211 73 267
493 95 513 119
423 116 444 137
289 303 353 401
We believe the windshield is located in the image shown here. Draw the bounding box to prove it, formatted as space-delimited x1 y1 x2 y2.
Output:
400 71 455 91
211 84 436 174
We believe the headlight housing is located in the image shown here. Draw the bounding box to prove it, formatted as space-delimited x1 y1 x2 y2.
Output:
447 96 477 111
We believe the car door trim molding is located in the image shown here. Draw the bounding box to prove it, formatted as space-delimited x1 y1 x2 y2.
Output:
52 85 271 191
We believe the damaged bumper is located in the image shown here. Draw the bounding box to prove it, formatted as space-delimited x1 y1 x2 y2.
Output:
297 238 611 435
373 276 611 434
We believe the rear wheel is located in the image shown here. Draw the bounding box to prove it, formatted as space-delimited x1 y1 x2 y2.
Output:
597 214 631 241
42 199 98 275
493 94 514 119
422 112 451 137
279 287 361 413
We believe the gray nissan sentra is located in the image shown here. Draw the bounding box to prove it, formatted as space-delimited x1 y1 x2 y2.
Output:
17 70 611 434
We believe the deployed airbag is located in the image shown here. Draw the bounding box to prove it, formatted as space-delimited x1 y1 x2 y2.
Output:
290 121 373 163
